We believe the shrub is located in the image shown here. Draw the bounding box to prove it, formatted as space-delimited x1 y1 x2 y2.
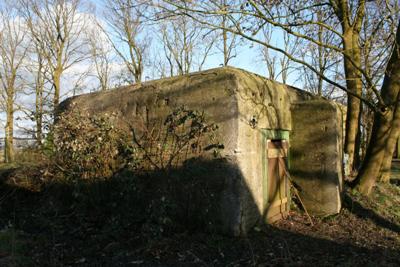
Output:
14 148 48 164
53 110 131 180
132 106 221 171
52 106 221 180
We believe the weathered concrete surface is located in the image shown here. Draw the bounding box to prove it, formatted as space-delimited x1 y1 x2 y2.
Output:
290 100 343 216
58 67 344 235
59 68 244 235
233 72 291 230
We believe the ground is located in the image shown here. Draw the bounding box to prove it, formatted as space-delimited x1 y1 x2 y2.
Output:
0 161 399 266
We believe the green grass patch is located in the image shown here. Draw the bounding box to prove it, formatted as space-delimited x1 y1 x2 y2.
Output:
368 182 400 224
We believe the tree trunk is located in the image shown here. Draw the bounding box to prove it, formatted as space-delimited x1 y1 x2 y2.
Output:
4 91 14 163
53 70 61 112
379 157 392 183
221 0 228 66
354 102 363 168
35 79 44 147
379 106 400 183
353 21 400 194
222 13 228 65
343 32 363 174
134 69 142 83
354 109 396 194
317 18 324 96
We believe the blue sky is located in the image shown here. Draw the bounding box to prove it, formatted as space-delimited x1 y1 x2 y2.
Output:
89 0 293 83
0 0 301 138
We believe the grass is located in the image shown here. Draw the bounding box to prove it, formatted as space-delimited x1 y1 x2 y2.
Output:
345 179 400 233
372 182 400 222
363 160 400 224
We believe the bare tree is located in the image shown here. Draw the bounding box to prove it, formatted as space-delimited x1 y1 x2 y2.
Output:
20 0 90 115
260 24 302 84
150 49 170 79
103 0 149 83
297 9 342 97
29 45 49 147
360 1 400 182
86 19 113 91
260 26 279 81
0 1 29 162
353 19 400 194
219 0 239 66
159 14 217 76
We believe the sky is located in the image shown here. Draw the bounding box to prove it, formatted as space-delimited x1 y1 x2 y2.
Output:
88 0 294 83
0 0 307 138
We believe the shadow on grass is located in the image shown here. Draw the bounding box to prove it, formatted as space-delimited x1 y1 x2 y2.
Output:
390 179 400 186
0 162 399 266
343 192 400 233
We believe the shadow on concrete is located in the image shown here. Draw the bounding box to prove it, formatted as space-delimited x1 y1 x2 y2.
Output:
0 159 399 266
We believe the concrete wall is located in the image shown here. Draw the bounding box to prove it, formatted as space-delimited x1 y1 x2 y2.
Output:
290 100 343 216
59 68 246 235
60 69 239 149
221 69 328 232
230 69 294 232
58 67 344 235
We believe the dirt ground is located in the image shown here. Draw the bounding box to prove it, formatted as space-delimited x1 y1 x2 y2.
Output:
0 164 399 266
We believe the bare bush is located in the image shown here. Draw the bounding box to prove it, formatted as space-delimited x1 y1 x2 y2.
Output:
52 106 221 181
132 106 221 171
53 111 131 180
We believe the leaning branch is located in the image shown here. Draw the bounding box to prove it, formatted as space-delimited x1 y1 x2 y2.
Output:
157 1 382 111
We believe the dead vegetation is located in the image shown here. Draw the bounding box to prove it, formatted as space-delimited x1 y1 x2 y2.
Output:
0 160 399 266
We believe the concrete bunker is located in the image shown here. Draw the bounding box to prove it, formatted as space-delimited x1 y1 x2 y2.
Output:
58 67 344 236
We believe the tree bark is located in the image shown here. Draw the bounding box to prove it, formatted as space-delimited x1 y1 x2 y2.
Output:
379 105 400 183
354 102 363 168
379 157 392 182
4 89 14 163
222 0 228 66
53 68 61 113
353 21 400 194
343 31 363 173
332 0 365 175
35 75 44 147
